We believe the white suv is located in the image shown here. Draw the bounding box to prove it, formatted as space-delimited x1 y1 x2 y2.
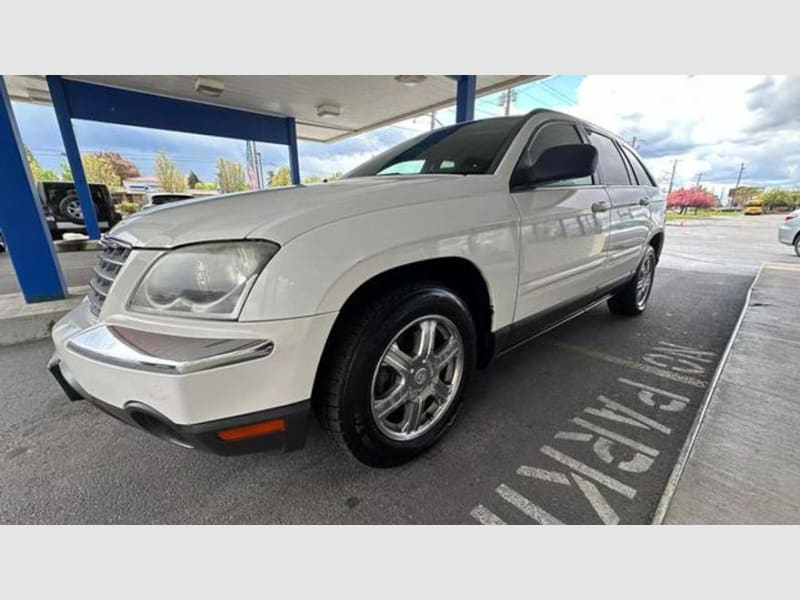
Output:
49 110 665 467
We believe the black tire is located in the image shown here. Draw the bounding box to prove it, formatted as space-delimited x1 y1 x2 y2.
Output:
314 282 477 467
608 245 657 316
794 235 800 258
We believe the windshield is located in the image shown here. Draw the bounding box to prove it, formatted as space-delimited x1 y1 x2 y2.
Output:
345 116 524 178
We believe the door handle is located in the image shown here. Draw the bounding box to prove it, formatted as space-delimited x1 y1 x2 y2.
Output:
591 201 610 213
639 197 651 206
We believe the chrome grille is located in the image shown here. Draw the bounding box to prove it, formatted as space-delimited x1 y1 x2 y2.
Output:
88 237 131 317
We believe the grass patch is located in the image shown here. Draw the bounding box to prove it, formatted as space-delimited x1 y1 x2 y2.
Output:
666 209 742 221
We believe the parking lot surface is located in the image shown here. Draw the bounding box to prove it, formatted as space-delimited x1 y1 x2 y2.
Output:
0 214 790 524
0 249 100 295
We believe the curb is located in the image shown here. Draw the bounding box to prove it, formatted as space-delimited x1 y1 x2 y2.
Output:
0 287 87 347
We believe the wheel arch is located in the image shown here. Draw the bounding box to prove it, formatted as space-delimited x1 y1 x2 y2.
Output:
313 257 496 393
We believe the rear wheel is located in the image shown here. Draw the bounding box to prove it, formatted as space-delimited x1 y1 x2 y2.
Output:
608 245 656 316
794 235 800 258
314 282 476 467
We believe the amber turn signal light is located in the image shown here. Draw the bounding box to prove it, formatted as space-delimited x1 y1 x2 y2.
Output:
216 418 286 442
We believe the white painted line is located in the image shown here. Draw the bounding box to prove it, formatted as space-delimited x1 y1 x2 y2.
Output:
572 417 659 457
496 484 563 524
517 465 571 485
471 504 507 525
618 377 690 412
541 445 637 499
656 341 716 356
572 474 619 525
651 264 762 524
593 395 672 435
555 431 593 442
551 342 707 388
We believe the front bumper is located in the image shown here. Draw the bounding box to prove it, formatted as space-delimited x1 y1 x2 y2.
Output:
48 356 310 455
50 300 337 455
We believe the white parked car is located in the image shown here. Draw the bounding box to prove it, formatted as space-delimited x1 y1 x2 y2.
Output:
49 110 665 466
778 208 800 256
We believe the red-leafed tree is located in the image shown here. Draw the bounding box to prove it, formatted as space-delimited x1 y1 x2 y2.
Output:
667 187 717 214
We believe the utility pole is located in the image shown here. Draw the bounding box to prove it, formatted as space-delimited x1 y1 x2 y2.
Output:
732 162 745 206
667 159 678 196
429 110 435 131
695 172 703 188
497 88 517 116
631 136 637 149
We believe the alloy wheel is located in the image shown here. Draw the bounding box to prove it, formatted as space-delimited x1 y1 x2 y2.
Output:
370 315 464 441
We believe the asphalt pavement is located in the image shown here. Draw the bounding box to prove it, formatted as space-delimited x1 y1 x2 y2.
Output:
0 214 788 524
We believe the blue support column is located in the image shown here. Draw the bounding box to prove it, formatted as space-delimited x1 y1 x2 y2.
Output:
455 75 477 123
287 117 301 185
0 77 67 302
46 75 101 239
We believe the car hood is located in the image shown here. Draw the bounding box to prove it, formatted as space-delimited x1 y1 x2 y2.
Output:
108 176 482 248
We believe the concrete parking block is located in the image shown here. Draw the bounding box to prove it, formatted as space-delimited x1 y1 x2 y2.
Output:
0 287 86 346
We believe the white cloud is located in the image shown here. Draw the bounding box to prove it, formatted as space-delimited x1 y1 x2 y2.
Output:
560 75 800 196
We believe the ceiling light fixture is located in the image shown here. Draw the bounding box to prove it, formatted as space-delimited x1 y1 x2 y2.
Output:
394 75 427 87
194 77 225 97
316 104 341 118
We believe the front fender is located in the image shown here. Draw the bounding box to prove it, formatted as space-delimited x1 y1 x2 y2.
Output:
238 195 520 329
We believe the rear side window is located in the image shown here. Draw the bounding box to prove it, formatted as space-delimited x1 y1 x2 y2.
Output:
621 146 656 186
587 131 631 186
520 122 592 186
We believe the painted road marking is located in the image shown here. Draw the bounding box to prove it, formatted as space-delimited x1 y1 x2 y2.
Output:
516 465 571 485
470 504 507 525
540 446 637 499
572 474 619 525
571 417 659 457
551 341 707 388
471 340 717 524
590 394 672 435
555 431 593 442
618 378 690 412
496 484 563 525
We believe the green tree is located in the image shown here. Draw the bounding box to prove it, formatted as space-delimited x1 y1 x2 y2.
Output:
757 189 794 211
97 152 140 186
215 158 248 193
187 170 200 189
81 153 119 189
23 146 58 182
269 166 292 187
326 171 343 181
194 182 218 191
302 174 323 185
154 151 187 192
60 161 73 182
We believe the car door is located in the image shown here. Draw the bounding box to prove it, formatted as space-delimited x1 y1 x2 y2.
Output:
510 120 612 322
584 129 650 287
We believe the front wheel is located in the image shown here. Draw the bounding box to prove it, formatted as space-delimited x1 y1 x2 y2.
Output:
608 245 656 316
314 283 477 467
794 235 800 258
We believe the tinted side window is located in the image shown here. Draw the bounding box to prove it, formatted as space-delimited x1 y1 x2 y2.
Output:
588 131 631 186
621 146 656 186
521 122 592 186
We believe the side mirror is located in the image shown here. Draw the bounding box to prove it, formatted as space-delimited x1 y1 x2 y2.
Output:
512 144 598 189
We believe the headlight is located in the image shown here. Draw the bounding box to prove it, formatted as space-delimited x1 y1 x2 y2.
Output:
129 241 280 320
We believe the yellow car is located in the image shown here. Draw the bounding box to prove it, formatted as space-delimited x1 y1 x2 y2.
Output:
744 201 764 215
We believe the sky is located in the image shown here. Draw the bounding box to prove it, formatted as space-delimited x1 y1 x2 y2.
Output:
11 75 800 200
